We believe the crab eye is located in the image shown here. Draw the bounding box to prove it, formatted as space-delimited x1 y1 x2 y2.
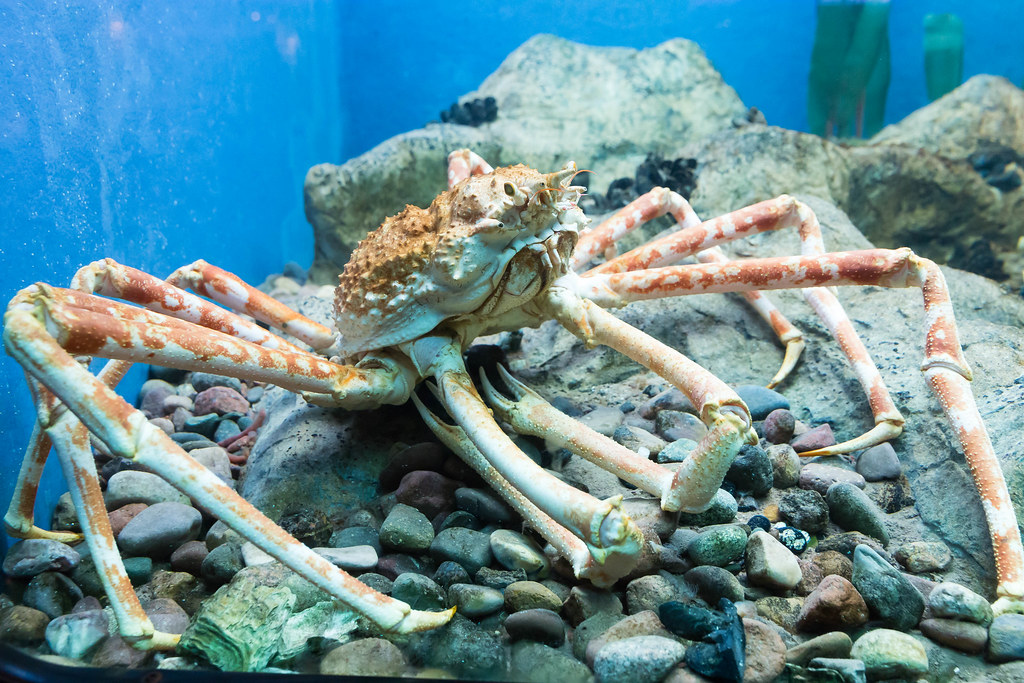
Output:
503 182 516 196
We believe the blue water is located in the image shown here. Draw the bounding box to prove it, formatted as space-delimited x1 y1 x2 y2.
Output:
2 0 1022 553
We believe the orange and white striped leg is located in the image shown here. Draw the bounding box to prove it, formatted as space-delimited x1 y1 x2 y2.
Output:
565 248 1023 608
540 287 758 513
404 335 643 581
447 148 495 188
411 391 633 586
4 301 453 640
576 192 808 386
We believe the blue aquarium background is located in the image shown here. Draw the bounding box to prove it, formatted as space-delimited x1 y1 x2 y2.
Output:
2 0 1022 553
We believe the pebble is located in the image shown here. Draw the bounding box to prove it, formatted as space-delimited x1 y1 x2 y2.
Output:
684 566 745 605
790 423 836 452
390 573 446 611
724 444 773 495
811 550 853 581
854 442 901 481
190 372 244 394
139 378 176 416
182 413 219 438
3 539 81 578
213 419 241 442
625 574 677 615
315 545 379 571
144 598 190 634
656 437 697 463
411 614 506 679
660 601 730 640
504 580 563 613
490 529 549 577
504 608 566 647
22 571 83 619
582 406 626 436
375 553 427 580
50 492 80 532
927 581 993 625
755 596 804 632
563 586 623 626
330 525 382 554
117 501 203 558
807 657 866 682
988 613 1024 662
796 575 869 632
586 610 676 665
429 527 493 575
319 637 407 677
851 544 924 631
826 482 889 543
786 631 853 665
763 408 796 444
379 503 435 552
685 524 748 567
766 444 802 489
189 446 233 485
777 526 811 553
447 583 504 619
850 628 928 679
778 488 829 533
0 605 50 646
44 609 109 660
746 529 803 590
743 617 787 683
439 510 481 531
798 463 866 496
654 410 707 442
104 470 190 508
683 601 745 680
677 488 738 526
395 470 460 519
747 514 771 532
192 386 249 416
593 635 686 683
919 617 988 654
170 540 209 576
894 540 952 573
509 641 591 683
90 634 150 668
433 560 472 589
734 385 789 420
201 543 245 584
455 487 515 525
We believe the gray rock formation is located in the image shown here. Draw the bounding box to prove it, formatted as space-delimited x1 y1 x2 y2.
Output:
305 34 746 281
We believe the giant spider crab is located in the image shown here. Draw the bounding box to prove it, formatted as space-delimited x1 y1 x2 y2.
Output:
4 149 1023 651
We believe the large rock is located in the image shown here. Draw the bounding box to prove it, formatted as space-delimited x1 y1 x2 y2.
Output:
305 34 745 280
239 386 433 523
508 196 1024 600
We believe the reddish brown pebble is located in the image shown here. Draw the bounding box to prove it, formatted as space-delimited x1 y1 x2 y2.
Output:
796 575 869 632
920 618 988 654
763 409 796 444
169 540 209 576
193 386 249 416
107 503 148 538
743 618 787 683
394 470 461 519
791 424 836 452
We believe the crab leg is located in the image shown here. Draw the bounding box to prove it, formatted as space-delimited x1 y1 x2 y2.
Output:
14 284 415 408
447 148 495 188
478 365 692 510
566 248 1024 610
404 335 643 578
411 393 631 585
574 191 807 387
166 260 338 353
4 305 453 639
540 287 758 513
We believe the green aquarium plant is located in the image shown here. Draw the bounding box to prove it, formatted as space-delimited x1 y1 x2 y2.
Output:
924 13 964 101
808 0 891 138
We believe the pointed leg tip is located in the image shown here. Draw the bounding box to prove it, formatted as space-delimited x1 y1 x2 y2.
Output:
390 606 456 634
992 596 1024 617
